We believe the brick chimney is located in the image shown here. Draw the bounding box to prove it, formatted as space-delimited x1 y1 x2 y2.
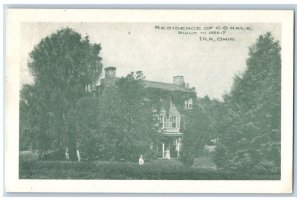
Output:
173 76 185 87
104 67 116 78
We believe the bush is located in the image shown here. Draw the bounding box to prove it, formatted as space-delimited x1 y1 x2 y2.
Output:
212 144 230 169
179 150 195 167
42 149 66 161
253 160 280 174
19 151 39 162
143 149 159 162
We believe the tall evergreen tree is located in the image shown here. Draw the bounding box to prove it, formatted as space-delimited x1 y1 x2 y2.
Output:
20 28 102 159
214 32 281 173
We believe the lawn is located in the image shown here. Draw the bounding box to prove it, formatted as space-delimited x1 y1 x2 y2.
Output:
19 151 280 180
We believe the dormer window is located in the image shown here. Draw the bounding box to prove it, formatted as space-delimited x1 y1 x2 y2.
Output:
184 98 193 109
170 116 177 128
188 101 193 109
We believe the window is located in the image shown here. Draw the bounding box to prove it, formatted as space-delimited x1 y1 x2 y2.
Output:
159 115 165 128
170 116 177 128
184 100 188 109
184 99 193 109
188 99 193 109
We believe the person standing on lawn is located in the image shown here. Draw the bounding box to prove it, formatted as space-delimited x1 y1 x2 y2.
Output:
165 149 171 159
65 148 69 160
139 155 144 165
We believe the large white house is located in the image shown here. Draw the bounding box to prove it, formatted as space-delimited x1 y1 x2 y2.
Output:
95 67 196 159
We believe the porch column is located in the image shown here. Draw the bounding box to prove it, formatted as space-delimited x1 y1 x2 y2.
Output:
162 143 165 158
176 138 179 158
177 138 181 158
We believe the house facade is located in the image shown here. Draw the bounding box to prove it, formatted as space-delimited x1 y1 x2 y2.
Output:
95 67 196 159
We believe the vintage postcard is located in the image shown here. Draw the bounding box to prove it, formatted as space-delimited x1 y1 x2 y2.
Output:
5 9 294 193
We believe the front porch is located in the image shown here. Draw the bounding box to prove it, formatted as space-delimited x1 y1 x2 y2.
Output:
157 134 182 159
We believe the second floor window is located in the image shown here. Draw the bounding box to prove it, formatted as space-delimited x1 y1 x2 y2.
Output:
170 116 177 128
159 115 165 128
185 99 193 109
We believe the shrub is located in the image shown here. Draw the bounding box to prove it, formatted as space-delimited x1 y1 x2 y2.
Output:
19 151 39 162
212 144 230 169
252 160 280 174
42 149 66 161
179 150 194 167
143 149 159 162
19 160 280 180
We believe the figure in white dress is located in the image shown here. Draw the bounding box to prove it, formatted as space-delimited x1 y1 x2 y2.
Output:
65 148 69 160
139 155 144 165
76 149 81 162
165 149 171 159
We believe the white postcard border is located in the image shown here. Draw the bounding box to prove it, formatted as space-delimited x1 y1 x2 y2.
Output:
5 9 294 193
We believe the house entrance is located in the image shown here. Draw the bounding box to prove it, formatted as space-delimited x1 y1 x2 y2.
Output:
158 137 181 159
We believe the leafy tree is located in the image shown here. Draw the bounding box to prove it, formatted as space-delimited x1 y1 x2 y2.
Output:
70 71 157 161
180 96 223 166
214 32 281 173
66 95 103 161
99 72 156 161
20 85 37 151
20 28 102 159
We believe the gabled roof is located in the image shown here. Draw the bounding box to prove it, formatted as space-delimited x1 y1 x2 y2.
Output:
98 77 195 94
143 80 195 93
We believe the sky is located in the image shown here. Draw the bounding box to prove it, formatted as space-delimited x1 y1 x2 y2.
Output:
20 22 281 100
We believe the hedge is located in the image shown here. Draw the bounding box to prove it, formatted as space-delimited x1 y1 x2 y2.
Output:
19 160 280 180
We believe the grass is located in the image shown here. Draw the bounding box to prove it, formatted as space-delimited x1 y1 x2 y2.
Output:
19 158 280 180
